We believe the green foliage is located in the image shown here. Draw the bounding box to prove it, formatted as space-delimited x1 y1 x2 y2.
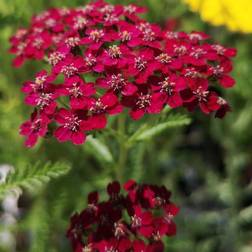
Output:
85 136 114 164
128 114 191 143
0 162 71 198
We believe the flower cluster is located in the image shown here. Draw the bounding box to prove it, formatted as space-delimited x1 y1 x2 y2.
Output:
10 0 237 147
67 180 179 252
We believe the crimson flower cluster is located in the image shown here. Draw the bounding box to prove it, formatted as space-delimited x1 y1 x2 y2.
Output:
67 180 179 252
10 0 237 147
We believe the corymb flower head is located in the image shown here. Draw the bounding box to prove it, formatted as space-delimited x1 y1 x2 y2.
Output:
10 0 237 147
67 180 179 252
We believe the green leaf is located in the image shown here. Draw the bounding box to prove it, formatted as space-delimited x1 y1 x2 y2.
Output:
85 135 114 164
238 205 252 224
0 162 71 198
128 114 191 143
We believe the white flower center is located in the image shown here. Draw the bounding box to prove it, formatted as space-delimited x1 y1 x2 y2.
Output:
108 45 122 58
193 87 209 102
124 5 137 14
90 100 108 114
89 30 104 42
65 37 80 47
48 52 65 66
64 115 81 132
131 215 142 228
155 53 172 64
120 30 132 42
67 83 82 98
159 77 175 95
85 54 96 66
108 74 126 91
37 93 52 108
135 56 147 71
61 64 78 77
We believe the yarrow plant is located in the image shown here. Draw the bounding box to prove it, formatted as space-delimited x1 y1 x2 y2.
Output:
67 180 179 252
9 1 238 251
10 0 237 148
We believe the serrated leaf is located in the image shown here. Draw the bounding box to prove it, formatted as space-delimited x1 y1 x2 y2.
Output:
129 114 191 142
0 162 71 199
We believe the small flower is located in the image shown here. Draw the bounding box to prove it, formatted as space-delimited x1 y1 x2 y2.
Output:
123 91 164 120
83 50 105 73
57 76 95 109
151 75 186 108
208 62 235 88
53 55 85 78
88 93 123 129
181 79 220 114
22 70 54 94
128 49 158 84
97 73 137 96
215 97 231 118
100 45 130 68
19 112 50 147
54 109 91 145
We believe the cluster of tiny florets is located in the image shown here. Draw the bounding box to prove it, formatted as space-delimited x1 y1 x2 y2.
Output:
10 0 237 147
67 180 179 252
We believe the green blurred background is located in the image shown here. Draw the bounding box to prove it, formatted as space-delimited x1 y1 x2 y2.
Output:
0 0 252 251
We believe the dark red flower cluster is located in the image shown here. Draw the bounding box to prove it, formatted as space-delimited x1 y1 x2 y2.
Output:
10 0 237 147
67 180 179 252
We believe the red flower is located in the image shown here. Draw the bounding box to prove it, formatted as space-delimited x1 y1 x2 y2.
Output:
24 31 52 60
19 111 50 148
99 44 131 68
208 61 235 88
54 109 91 145
57 76 95 109
83 50 105 73
25 91 57 115
123 91 164 120
151 74 187 108
11 0 236 147
97 73 137 96
87 92 123 129
22 70 55 94
181 79 220 114
52 54 85 78
123 4 147 22
67 180 179 252
128 49 158 84
81 28 118 50
135 22 162 49
130 206 153 238
215 97 231 118
117 22 141 47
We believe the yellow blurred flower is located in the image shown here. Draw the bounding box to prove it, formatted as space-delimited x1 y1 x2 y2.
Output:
184 0 252 33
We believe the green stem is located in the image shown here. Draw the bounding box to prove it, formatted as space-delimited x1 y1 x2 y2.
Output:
115 113 128 181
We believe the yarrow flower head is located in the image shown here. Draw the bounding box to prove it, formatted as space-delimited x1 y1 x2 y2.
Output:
10 0 237 147
67 180 179 252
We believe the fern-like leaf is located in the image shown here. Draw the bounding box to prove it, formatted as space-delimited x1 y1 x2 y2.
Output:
0 162 71 198
128 114 191 144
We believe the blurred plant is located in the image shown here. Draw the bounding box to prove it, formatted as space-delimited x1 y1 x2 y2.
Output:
0 165 20 252
183 0 252 33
